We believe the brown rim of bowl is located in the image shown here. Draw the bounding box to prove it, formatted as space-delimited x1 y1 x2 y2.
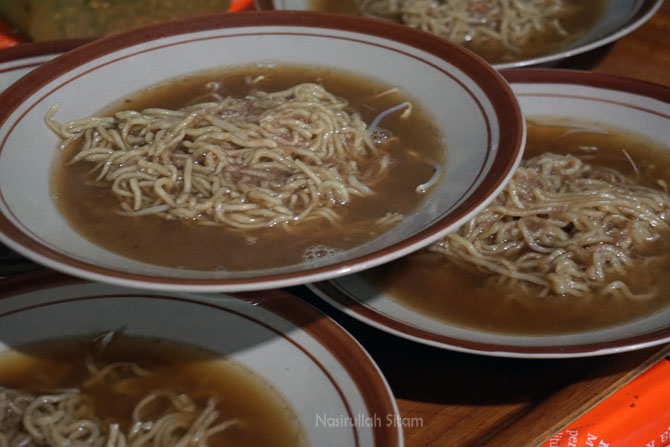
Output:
0 39 91 65
0 270 402 447
309 279 670 357
501 69 670 102
0 11 523 289
310 70 670 357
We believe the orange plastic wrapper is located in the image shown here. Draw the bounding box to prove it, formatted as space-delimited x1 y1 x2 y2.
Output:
0 16 21 49
541 357 670 447
230 0 256 11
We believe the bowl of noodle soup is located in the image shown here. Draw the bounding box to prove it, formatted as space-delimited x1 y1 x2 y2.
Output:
308 70 670 358
0 12 523 291
0 271 403 446
257 0 664 69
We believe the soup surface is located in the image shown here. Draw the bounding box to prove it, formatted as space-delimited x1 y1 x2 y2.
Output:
50 64 444 271
364 121 670 335
309 0 604 64
0 336 305 446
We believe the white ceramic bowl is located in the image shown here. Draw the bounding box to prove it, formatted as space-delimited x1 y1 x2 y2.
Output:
0 12 524 292
308 70 670 358
0 40 88 92
0 271 403 446
256 0 664 70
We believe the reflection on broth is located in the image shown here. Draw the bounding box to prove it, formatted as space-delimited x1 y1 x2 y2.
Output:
0 336 305 447
309 0 604 63
364 121 670 334
50 64 444 271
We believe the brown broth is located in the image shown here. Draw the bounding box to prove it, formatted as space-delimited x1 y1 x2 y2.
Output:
0 336 305 446
363 121 670 335
50 64 444 271
308 0 604 64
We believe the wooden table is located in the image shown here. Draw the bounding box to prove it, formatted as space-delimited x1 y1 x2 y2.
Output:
294 4 670 446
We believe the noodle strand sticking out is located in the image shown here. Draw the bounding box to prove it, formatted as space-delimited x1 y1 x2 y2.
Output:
357 0 574 55
431 153 670 299
47 83 392 230
0 358 238 447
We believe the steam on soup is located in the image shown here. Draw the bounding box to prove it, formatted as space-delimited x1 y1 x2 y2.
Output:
364 121 670 334
309 0 604 64
0 335 305 447
49 64 444 271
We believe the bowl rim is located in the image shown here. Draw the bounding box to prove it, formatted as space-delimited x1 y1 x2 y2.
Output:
0 39 92 65
0 11 524 292
503 68 670 101
254 0 665 70
0 269 404 447
307 69 670 359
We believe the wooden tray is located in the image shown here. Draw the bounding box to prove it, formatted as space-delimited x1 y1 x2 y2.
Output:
293 286 670 447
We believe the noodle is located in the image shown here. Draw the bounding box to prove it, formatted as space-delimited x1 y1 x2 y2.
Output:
0 335 305 447
0 364 238 447
357 0 576 56
47 83 392 230
50 66 446 271
431 152 670 298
